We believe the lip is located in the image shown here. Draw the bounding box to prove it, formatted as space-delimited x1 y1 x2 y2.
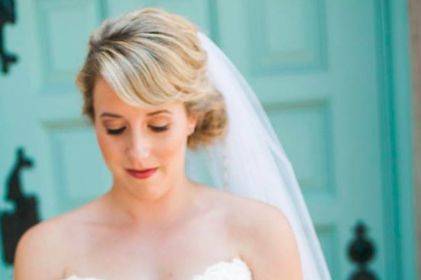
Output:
126 168 158 179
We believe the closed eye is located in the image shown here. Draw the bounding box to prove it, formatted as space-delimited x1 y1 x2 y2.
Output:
106 127 126 135
149 125 169 132
105 125 169 135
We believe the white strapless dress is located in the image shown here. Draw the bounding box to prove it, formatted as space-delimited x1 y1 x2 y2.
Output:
62 257 252 280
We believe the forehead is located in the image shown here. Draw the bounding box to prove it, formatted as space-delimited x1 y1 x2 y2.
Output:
93 77 183 116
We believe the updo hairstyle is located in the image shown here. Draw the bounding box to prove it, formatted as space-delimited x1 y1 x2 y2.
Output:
75 7 228 149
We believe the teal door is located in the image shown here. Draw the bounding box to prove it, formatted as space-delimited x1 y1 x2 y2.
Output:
0 1 411 279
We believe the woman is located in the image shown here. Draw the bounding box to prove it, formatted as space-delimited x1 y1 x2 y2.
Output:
13 7 330 280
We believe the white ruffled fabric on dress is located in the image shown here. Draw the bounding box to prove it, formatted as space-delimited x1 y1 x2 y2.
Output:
192 258 252 280
64 277 102 280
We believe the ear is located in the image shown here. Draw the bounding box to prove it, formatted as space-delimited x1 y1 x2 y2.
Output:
187 113 198 136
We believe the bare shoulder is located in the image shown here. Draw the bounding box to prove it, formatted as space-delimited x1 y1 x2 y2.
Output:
14 215 70 279
14 201 97 279
208 187 303 279
205 186 292 234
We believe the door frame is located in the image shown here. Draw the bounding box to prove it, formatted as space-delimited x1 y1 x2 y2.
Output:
409 0 421 279
380 0 416 279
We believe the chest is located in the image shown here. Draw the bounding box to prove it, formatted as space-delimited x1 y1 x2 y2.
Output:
61 221 239 279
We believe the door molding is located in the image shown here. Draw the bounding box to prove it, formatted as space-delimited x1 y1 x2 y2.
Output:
381 0 417 279
409 0 421 278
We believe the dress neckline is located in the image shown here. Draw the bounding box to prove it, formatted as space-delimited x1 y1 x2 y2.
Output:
63 257 251 280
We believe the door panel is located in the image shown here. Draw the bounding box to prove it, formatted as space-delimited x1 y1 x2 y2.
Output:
215 0 387 278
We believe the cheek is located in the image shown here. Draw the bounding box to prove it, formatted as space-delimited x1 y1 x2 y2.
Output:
96 129 121 165
152 128 188 162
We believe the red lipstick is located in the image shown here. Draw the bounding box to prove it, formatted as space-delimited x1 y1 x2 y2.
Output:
126 168 158 179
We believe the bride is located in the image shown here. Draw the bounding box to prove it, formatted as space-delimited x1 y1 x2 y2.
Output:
13 7 331 280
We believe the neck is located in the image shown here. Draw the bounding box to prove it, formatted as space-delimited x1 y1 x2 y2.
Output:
104 174 199 230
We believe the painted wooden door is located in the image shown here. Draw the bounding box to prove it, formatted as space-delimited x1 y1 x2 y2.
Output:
0 0 401 279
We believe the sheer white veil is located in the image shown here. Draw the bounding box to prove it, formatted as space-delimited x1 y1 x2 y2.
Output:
185 31 331 279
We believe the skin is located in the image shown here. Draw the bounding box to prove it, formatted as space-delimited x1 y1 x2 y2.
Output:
13 78 303 280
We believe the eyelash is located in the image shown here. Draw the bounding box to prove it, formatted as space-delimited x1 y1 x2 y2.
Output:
106 125 169 135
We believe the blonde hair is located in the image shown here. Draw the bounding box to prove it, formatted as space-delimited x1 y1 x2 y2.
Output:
76 7 227 149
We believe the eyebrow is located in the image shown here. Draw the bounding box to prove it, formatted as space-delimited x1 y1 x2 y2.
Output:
100 110 171 118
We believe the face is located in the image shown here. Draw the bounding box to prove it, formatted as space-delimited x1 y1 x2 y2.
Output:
92 77 197 199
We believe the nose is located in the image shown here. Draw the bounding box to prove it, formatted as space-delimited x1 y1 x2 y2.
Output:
125 130 150 161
